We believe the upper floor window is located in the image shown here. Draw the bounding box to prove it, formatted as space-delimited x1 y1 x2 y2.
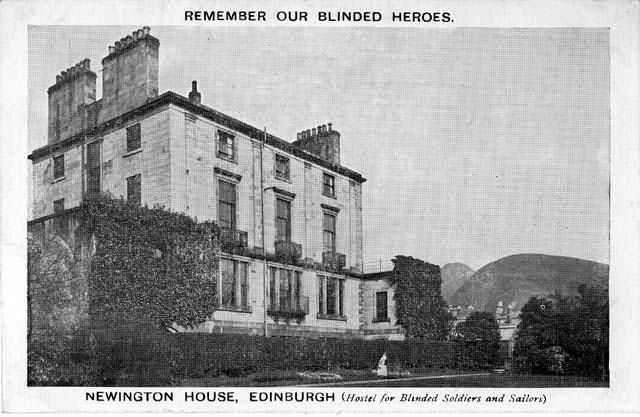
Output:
53 154 65 179
323 212 336 253
275 198 291 242
375 291 388 322
126 174 141 206
318 275 344 317
86 141 101 194
218 180 237 230
220 258 248 309
323 173 335 197
275 154 290 180
217 130 236 161
53 198 64 215
126 123 141 153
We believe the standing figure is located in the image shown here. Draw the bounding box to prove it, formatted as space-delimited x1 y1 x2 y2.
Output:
377 352 388 377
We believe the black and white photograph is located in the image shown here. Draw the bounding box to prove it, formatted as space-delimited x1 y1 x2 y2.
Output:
1 0 639 413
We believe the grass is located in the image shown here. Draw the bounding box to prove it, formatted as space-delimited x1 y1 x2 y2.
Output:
181 371 608 388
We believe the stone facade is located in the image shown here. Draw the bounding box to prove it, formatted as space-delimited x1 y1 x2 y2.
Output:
29 27 404 339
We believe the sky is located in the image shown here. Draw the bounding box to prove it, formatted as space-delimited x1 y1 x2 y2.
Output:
28 26 610 271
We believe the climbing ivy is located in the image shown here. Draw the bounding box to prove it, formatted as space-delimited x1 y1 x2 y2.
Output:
390 255 454 340
82 195 219 328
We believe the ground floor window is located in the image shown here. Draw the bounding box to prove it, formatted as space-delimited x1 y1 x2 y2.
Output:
220 258 248 309
269 267 302 312
318 275 344 317
375 291 388 321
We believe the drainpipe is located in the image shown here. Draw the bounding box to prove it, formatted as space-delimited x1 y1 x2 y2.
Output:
261 127 268 337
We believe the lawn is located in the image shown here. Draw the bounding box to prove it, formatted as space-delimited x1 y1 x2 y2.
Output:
182 371 609 388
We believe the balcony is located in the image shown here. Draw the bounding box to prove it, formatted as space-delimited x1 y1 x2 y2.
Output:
274 240 302 263
323 251 346 272
219 227 248 254
268 296 309 324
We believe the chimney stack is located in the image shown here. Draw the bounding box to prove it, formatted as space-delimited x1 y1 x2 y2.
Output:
292 122 341 164
99 26 159 122
47 59 97 144
188 80 202 104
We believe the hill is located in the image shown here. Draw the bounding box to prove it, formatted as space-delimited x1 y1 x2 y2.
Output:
449 254 608 312
441 263 475 302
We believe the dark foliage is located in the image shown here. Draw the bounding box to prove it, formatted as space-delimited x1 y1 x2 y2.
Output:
81 195 220 328
454 311 501 369
389 255 454 339
513 285 608 378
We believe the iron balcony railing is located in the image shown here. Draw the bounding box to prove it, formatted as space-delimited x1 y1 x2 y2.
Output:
219 227 248 248
268 295 309 323
274 240 302 262
322 251 346 270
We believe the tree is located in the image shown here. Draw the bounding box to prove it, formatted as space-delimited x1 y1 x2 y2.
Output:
512 286 608 378
390 255 454 340
454 311 501 368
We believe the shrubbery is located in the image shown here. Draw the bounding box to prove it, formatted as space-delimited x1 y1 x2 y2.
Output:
513 285 608 378
453 311 502 369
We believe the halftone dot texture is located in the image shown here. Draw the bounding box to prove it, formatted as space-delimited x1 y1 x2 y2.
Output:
29 27 609 270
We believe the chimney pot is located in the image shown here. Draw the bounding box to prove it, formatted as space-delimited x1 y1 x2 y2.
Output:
142 26 150 36
108 45 115 54
312 128 317 136
137 29 144 39
328 122 333 132
61 71 67 78
56 75 62 83
191 80 198 91
115 41 121 50
296 132 301 140
322 124 327 133
306 129 311 137
132 31 139 41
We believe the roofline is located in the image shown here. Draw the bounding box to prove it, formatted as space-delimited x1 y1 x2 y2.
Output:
28 91 366 183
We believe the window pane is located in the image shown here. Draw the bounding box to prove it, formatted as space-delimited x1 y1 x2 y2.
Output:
221 259 236 306
218 130 235 158
53 155 64 179
218 181 236 230
318 276 324 314
279 269 291 310
127 174 141 206
326 278 336 315
275 198 291 241
339 280 344 316
376 292 388 320
269 267 277 310
276 154 290 179
239 263 248 308
126 123 141 152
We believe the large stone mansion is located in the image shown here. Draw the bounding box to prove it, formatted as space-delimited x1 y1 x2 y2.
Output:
28 27 404 340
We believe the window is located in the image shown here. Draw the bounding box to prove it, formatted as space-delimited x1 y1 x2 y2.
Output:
323 213 336 253
275 154 290 180
217 130 235 161
126 174 141 206
318 275 344 317
53 155 64 179
218 180 237 230
269 267 302 312
375 291 388 321
53 199 66 234
275 198 291 242
323 173 335 197
126 123 141 152
86 141 101 194
220 258 248 309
